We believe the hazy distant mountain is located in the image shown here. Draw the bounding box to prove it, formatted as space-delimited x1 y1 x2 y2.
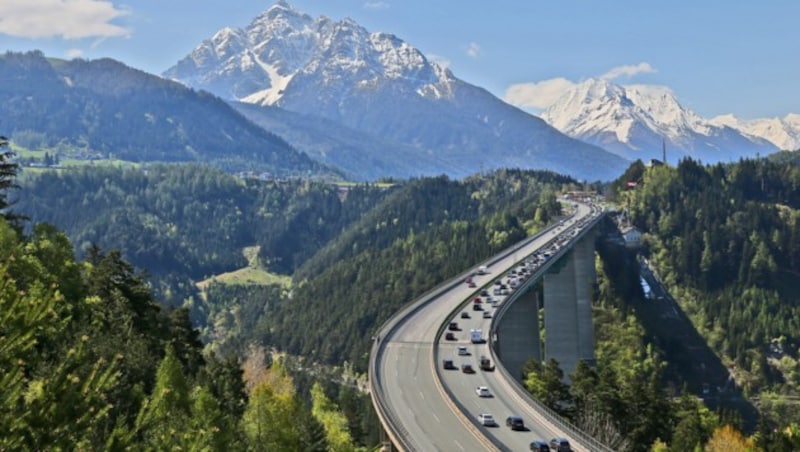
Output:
541 78 778 163
164 1 627 181
0 50 331 177
711 114 800 152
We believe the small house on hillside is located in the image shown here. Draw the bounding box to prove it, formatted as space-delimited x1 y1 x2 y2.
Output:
621 225 642 248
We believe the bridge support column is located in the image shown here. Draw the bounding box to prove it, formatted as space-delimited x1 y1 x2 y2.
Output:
543 251 580 379
495 287 541 382
574 233 596 364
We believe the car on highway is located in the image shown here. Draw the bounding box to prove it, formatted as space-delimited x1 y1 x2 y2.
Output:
457 346 469 356
460 311 470 319
472 303 483 311
442 358 457 370
461 363 475 374
505 415 525 431
444 332 456 341
475 386 492 397
477 413 496 426
530 441 551 452
549 437 572 451
482 311 492 319
448 321 459 331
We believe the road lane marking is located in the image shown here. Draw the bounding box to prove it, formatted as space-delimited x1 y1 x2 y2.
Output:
432 413 440 423
454 439 466 451
419 391 425 400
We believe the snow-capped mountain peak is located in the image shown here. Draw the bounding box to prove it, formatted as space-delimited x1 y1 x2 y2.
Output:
164 1 449 105
542 78 778 162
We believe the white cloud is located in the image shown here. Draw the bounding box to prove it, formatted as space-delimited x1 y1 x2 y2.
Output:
600 62 656 80
0 0 130 39
466 42 480 59
363 1 389 10
66 48 83 59
503 77 576 110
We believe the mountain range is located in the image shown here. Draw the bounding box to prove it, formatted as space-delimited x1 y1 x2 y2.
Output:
2 1 796 182
0 50 329 177
164 1 628 181
541 78 785 164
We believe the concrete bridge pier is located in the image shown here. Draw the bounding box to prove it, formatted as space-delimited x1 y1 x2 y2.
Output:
543 234 596 379
574 232 596 364
543 250 580 379
495 287 541 382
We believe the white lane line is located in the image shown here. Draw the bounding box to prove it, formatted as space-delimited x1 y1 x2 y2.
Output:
432 413 441 423
454 439 466 451
419 391 425 400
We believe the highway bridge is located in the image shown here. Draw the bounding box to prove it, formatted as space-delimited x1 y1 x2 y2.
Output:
369 199 612 451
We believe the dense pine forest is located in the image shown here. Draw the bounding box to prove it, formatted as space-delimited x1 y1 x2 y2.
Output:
622 158 800 396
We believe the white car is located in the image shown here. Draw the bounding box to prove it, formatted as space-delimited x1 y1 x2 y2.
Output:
478 413 496 426
457 346 469 356
476 386 492 397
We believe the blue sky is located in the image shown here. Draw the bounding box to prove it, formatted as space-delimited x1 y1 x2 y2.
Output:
0 0 797 119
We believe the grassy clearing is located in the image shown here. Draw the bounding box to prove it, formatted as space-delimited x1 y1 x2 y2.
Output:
196 246 291 290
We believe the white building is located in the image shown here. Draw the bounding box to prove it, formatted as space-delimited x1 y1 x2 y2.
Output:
621 226 642 248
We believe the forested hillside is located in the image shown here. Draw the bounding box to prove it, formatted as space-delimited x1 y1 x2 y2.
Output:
19 165 575 370
18 165 390 305
621 157 800 424
0 51 329 177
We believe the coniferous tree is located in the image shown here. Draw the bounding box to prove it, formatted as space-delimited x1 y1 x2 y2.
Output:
0 135 21 226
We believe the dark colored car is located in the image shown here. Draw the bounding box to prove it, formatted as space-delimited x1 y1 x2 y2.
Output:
445 332 456 341
460 311 470 319
448 321 459 331
530 441 550 452
505 415 525 431
442 358 457 370
461 363 475 374
549 437 571 451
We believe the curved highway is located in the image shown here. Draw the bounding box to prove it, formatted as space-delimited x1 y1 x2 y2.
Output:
371 200 607 451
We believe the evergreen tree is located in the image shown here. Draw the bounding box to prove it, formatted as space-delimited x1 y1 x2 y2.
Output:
135 345 191 447
0 135 21 226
